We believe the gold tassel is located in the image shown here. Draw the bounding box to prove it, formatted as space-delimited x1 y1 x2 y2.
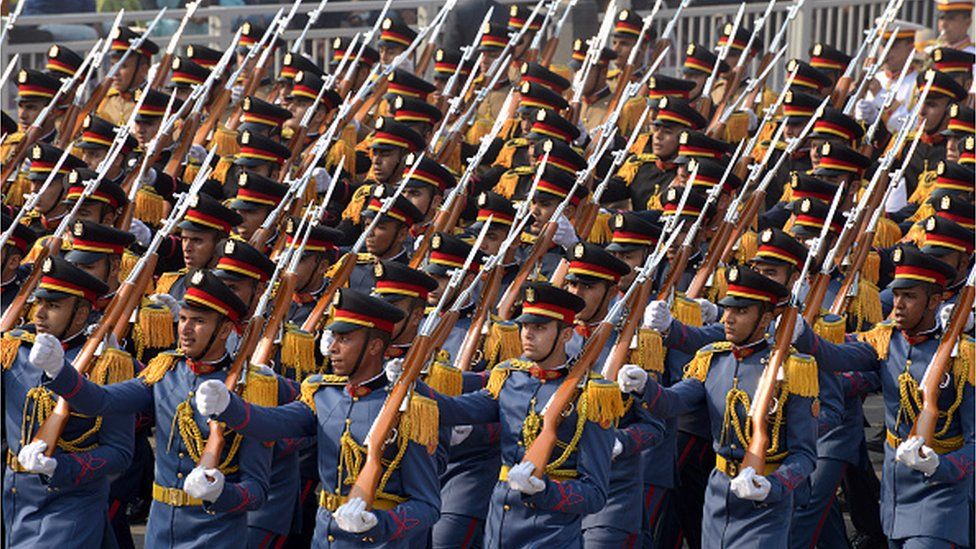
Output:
89 348 135 385
213 127 240 157
784 353 819 397
426 355 462 397
735 230 759 265
954 336 974 386
672 295 703 327
584 379 625 425
182 162 200 185
153 270 184 295
618 98 646 137
707 266 729 302
814 314 846 344
341 184 373 224
486 365 512 399
212 157 232 185
137 306 176 349
854 279 883 327
499 118 521 141
464 116 493 145
873 217 902 248
586 211 612 244
684 343 730 381
300 376 323 412
779 183 794 204
403 395 440 454
135 188 167 228
722 111 750 144
631 328 665 373
628 134 651 156
492 170 520 199
119 251 139 285
327 138 356 176
484 320 522 368
908 203 935 225
138 351 181 385
907 170 937 205
243 365 279 407
903 221 926 246
857 321 894 360
4 176 31 207
1 333 24 370
861 250 880 285
280 327 317 378
492 138 527 170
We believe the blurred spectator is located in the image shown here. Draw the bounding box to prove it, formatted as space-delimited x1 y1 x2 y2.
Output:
19 0 99 41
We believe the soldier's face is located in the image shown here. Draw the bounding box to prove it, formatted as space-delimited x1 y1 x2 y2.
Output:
134 118 162 148
946 136 961 162
566 279 615 322
939 12 972 41
428 272 450 306
222 277 260 312
16 98 45 130
480 227 506 256
685 72 708 99
72 257 112 287
366 219 405 258
751 262 792 287
722 304 765 345
178 306 229 359
31 179 65 214
75 200 112 224
892 285 941 333
180 228 220 269
234 207 268 241
379 45 404 66
295 253 326 292
529 195 558 233
481 50 500 74
611 37 636 67
112 54 145 92
80 147 108 171
611 248 645 289
919 97 951 133
33 296 87 337
403 185 439 218
520 320 563 361
371 148 403 183
652 124 680 159
883 40 913 72
328 329 381 376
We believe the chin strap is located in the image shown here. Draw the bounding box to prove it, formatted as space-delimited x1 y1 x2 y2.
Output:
191 318 227 362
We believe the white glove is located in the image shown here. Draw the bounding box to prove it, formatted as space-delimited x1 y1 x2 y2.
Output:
29 333 65 379
182 466 224 502
696 298 719 325
384 358 404 384
17 441 57 476
195 379 231 417
617 364 648 395
319 329 335 358
939 304 974 333
507 461 546 495
854 98 880 124
95 332 120 357
450 425 473 446
230 85 244 106
139 167 157 188
312 167 331 194
643 300 673 332
896 436 940 477
729 466 772 501
188 144 208 164
149 293 181 321
333 497 379 533
130 218 152 247
612 438 623 460
552 214 579 250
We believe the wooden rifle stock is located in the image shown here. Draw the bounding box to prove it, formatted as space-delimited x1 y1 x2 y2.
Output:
522 319 615 476
603 279 652 381
456 266 505 371
112 254 160 341
539 36 560 67
655 244 690 300
165 111 203 178
829 231 874 316
741 305 797 473
686 219 734 299
252 271 299 366
720 189 766 263
194 86 233 146
300 251 358 332
497 221 558 320
409 190 467 269
0 235 61 331
150 53 173 90
830 76 854 110
64 78 113 145
909 282 975 444
801 271 831 326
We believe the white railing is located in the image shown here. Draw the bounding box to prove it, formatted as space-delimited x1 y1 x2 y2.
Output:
0 0 935 112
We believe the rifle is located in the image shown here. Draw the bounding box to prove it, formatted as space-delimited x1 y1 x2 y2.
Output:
521 225 676 477
337 0 394 98
1 122 134 332
909 267 975 446
416 0 458 74
431 56 511 160
828 31 873 110
539 0 578 66
3 41 102 186
859 51 913 153
647 0 690 73
0 141 76 250
299 165 418 333
0 0 25 47
524 0 559 64
563 130 618 239
799 182 848 325
601 2 659 128
347 222 489 509
431 50 484 150
568 0 617 124
292 0 331 54
56 37 108 149
829 183 894 317
454 212 534 371
699 2 745 119
709 45 785 139
150 0 201 90
708 0 775 128
653 168 708 300
436 7 492 109
602 224 683 381
846 28 900 119
733 64 798 180
742 0 803 114
231 8 296 130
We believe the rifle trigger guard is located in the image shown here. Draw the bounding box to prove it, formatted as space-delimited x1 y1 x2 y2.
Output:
768 397 779 415
386 428 399 446
939 372 951 389
561 401 575 418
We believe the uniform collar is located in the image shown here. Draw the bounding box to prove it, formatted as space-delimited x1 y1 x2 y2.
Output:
655 158 676 171
61 328 87 350
901 324 940 345
529 363 567 381
187 353 231 375
346 371 387 397
731 338 768 361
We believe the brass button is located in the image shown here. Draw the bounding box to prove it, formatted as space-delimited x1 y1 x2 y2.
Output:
178 452 184 459
517 441 523 446
353 397 359 402
10 488 15 494
503 504 511 511
328 536 335 542
188 391 194 397
177 472 183 479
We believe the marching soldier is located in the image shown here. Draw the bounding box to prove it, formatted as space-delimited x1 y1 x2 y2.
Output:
97 27 159 126
22 143 87 235
348 187 424 291
228 171 289 244
0 214 37 313
934 0 975 52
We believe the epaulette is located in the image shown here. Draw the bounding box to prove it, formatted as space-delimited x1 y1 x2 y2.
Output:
135 186 166 227
873 217 902 248
425 349 462 396
300 373 347 412
857 320 895 360
814 313 847 344
492 138 530 170
683 342 733 381
784 352 819 397
3 130 24 146
1 329 34 370
733 230 758 265
403 394 440 453
280 325 317 379
342 184 374 224
486 359 533 399
583 375 625 426
722 111 751 144
484 319 522 368
135 304 176 359
356 252 375 264
138 350 183 385
90 348 135 385
242 364 279 407
617 153 657 186
154 269 187 295
631 328 665 373
955 335 974 387
493 165 536 198
23 235 71 265
586 211 612 244
212 127 240 157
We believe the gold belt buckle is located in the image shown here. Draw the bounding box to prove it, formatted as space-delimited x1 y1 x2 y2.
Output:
727 460 739 477
168 489 183 506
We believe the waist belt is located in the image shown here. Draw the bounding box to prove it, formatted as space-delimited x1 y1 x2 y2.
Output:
153 483 203 507
6 450 28 473
885 429 964 455
319 491 402 512
498 464 577 483
715 454 781 477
